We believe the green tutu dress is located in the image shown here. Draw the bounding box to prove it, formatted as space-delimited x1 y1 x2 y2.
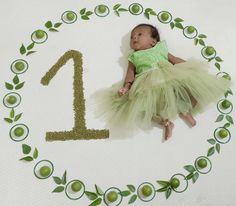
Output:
92 40 232 131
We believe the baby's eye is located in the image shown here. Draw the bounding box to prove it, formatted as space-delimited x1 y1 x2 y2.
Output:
138 33 142 36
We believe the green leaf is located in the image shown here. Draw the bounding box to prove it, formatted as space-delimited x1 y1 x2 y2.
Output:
156 180 170 187
194 38 198 46
5 82 13 90
215 114 224 122
216 143 220 154
118 8 128 12
80 8 86 15
156 187 168 192
14 113 22 121
89 198 102 206
199 39 205 46
227 89 233 95
20 156 34 161
53 176 62 185
174 17 184 22
85 191 98 200
119 190 131 196
52 186 64 193
33 148 38 159
224 122 230 128
27 42 35 50
20 44 26 54
115 10 120 16
26 51 36 56
165 187 172 199
226 115 234 124
95 184 103 196
207 146 215 157
45 21 53 28
224 91 229 98
215 63 221 70
150 11 157 16
198 34 207 38
15 82 25 90
62 170 67 185
4 118 13 123
10 109 15 118
145 8 152 13
207 138 216 145
86 11 93 16
192 172 199 183
127 185 136 192
13 75 20 84
175 22 184 29
170 22 175 29
184 165 196 173
54 22 62 28
49 28 58 32
82 15 90 20
22 144 31 154
186 172 194 180
144 12 150 19
128 194 137 204
208 57 215 62
215 56 223 62
113 4 121 10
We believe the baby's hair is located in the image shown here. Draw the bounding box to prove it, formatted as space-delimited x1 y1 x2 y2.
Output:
133 24 160 42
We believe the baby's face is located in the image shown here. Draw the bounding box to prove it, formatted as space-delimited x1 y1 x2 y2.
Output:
130 26 157 51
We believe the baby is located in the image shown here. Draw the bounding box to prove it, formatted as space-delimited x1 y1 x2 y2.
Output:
93 24 231 141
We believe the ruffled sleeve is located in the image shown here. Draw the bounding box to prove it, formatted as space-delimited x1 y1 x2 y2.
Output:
128 53 135 65
157 40 168 57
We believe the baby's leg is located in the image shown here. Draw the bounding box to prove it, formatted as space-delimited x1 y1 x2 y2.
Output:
185 88 197 108
179 112 196 127
152 116 174 140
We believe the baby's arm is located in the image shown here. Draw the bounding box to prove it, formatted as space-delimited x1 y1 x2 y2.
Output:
118 62 135 96
168 53 185 64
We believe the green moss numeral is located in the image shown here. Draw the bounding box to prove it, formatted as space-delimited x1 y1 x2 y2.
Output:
41 50 109 141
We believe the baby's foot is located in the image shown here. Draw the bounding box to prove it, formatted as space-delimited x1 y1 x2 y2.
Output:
164 121 174 140
179 112 196 127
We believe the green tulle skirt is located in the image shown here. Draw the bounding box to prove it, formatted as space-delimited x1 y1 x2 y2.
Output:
92 59 232 130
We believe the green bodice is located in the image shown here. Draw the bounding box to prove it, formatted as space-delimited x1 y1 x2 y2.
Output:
128 40 169 74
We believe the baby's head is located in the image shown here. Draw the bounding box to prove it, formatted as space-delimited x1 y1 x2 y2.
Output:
130 24 160 51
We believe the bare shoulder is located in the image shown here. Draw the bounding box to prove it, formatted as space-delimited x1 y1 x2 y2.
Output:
168 53 185 64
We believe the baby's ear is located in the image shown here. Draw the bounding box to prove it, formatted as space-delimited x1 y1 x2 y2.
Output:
151 39 157 46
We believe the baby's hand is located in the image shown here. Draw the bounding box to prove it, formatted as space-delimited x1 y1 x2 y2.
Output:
118 87 129 96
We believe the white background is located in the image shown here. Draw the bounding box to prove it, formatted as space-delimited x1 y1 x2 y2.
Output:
0 0 236 206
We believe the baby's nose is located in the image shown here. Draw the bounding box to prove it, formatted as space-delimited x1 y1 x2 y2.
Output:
132 35 138 40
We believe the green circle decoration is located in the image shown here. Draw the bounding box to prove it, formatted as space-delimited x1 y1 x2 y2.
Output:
61 11 78 24
65 180 85 200
3 92 21 108
2 2 234 206
201 46 217 60
11 59 29 74
104 187 123 206
183 26 198 39
194 156 212 174
94 5 110 17
157 11 172 24
137 182 156 202
31 30 48 44
129 3 144 15
217 99 233 114
170 173 188 193
34 160 54 179
214 127 231 144
9 124 29 142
